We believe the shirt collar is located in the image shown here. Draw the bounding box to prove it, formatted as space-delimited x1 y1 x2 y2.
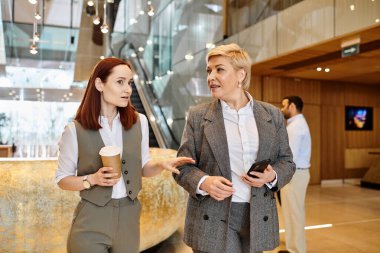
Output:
220 91 254 111
99 111 120 123
287 113 303 124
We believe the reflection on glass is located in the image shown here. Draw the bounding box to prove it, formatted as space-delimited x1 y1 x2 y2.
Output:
0 100 79 158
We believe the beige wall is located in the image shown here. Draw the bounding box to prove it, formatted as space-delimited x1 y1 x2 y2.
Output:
249 76 380 184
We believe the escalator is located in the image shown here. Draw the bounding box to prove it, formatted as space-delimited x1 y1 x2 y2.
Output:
130 82 159 148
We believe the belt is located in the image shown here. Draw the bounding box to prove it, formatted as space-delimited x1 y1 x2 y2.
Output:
297 167 309 170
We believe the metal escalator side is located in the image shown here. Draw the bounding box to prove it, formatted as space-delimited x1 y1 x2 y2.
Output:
130 82 159 148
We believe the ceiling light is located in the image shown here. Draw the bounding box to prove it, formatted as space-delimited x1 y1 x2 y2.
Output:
350 4 355 11
93 0 100 25
185 54 194 60
130 18 138 25
147 6 155 16
376 18 380 23
101 2 109 33
138 47 144 52
204 3 223 13
87 1 94 6
147 3 155 17
34 12 41 20
146 40 152 45
206 43 215 49
33 32 40 42
167 118 173 126
325 68 330 72
316 67 322 71
139 10 145 15
30 43 38 55
93 16 100 25
101 24 109 33
28 0 37 4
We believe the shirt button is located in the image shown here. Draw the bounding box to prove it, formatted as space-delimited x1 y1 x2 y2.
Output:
129 190 132 195
124 170 128 175
203 215 209 220
263 216 269 221
122 160 126 164
126 180 130 184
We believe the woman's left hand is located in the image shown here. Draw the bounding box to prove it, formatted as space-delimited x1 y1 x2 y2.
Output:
160 156 195 174
241 164 276 188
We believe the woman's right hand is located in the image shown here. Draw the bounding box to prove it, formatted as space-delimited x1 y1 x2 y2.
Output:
89 167 120 186
200 176 235 201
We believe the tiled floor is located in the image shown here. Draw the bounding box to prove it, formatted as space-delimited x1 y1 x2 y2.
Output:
144 182 380 253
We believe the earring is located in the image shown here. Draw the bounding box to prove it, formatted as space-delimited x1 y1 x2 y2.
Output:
238 82 242 88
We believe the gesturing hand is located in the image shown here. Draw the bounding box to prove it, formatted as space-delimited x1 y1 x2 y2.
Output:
160 156 195 175
91 167 120 186
200 176 235 201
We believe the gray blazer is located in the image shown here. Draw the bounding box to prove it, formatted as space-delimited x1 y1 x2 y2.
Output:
174 99 295 253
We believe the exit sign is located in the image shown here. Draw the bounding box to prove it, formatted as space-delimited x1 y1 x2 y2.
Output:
342 44 360 58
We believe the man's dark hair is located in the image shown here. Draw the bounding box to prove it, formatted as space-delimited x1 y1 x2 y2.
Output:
284 96 304 113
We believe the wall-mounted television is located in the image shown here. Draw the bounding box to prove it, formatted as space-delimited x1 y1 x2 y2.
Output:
345 106 373 131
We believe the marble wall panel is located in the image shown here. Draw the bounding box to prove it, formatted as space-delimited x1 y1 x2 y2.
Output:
0 148 188 252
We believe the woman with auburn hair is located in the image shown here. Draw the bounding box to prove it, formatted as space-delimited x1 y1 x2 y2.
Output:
55 57 194 253
174 43 295 253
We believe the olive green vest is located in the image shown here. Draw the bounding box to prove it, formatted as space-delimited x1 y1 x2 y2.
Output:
74 117 142 206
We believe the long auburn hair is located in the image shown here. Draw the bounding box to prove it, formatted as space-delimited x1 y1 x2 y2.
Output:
75 58 138 130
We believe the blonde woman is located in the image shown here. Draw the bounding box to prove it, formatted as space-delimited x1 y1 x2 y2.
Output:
174 44 295 253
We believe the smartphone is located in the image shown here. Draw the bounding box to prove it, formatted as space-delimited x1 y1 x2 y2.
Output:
247 159 271 178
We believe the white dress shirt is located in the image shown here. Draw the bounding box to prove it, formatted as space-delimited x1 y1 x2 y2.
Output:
55 113 151 199
286 114 311 169
197 93 276 202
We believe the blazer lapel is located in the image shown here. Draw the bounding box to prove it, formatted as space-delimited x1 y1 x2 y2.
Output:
253 101 275 162
203 100 231 179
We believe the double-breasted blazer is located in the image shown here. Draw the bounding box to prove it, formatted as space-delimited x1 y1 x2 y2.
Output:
174 99 295 253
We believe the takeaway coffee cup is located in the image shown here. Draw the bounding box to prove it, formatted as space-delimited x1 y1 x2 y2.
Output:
99 146 121 179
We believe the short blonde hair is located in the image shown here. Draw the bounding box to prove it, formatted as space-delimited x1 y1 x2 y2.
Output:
206 43 252 90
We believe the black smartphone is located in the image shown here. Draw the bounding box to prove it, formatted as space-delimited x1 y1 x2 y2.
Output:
247 159 271 178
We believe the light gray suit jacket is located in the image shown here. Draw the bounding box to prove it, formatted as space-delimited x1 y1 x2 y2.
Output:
174 99 295 253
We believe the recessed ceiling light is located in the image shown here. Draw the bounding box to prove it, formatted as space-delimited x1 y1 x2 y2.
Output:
325 68 330 72
316 67 322 71
185 54 194 60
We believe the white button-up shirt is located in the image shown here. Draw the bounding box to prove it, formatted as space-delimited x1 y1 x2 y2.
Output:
286 114 311 169
55 113 151 199
222 95 259 202
197 93 276 202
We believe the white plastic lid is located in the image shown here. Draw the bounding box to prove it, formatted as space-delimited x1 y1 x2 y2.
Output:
99 146 121 156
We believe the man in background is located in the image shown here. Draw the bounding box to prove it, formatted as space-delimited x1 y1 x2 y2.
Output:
279 96 311 253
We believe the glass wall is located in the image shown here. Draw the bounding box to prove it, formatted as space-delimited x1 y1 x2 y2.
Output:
110 0 309 148
144 0 225 144
0 100 78 158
